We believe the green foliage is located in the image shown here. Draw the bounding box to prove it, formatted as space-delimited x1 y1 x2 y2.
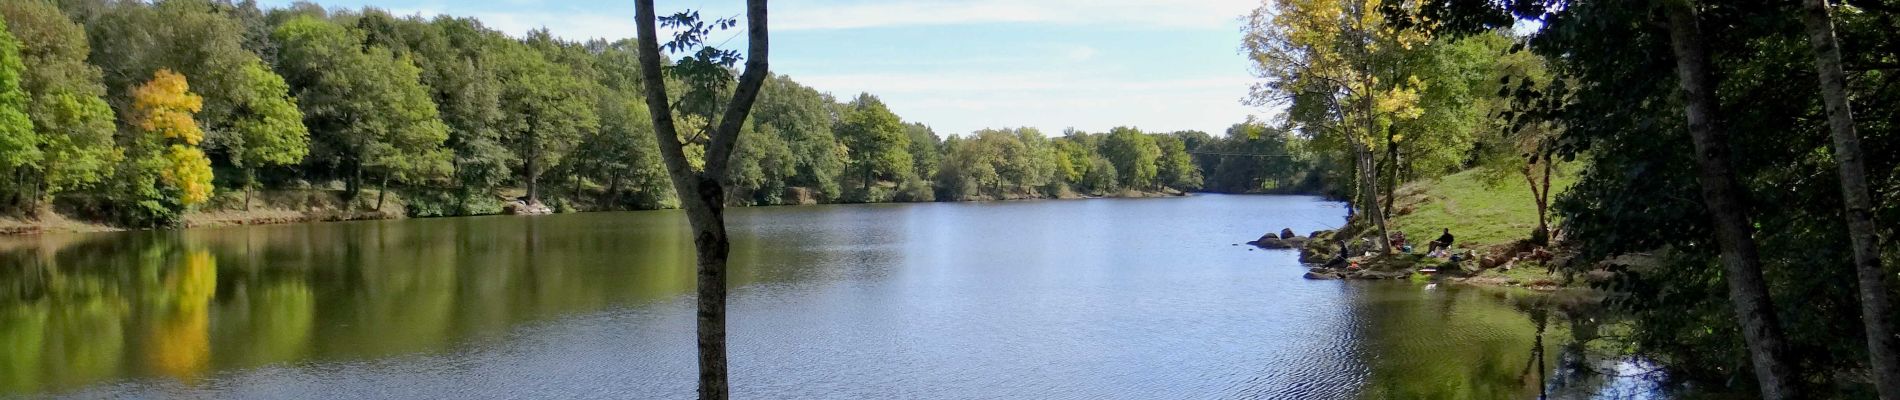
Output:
1197 122 1318 193
357 13 516 211
906 123 942 181
227 60 307 170
1154 134 1200 190
272 15 448 198
566 39 673 210
496 30 599 203
1081 155 1119 194
1415 0 1900 393
0 16 36 180
75 0 297 175
1 0 1273 224
835 93 912 199
1101 127 1160 189
753 75 845 201
1 1 117 203
726 123 797 205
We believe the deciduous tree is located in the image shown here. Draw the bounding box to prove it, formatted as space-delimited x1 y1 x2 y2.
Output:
130 69 212 206
835 93 911 199
272 15 447 207
1796 0 1900 394
631 1 770 397
0 17 41 210
0 1 117 208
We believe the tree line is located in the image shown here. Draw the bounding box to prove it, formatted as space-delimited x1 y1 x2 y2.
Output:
1247 0 1900 396
0 0 1318 228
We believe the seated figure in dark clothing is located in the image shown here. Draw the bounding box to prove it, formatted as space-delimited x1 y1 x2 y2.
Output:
1428 228 1455 256
1325 240 1350 268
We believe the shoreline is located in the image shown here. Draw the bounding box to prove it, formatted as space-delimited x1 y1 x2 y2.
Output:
1250 226 1594 293
0 189 1232 237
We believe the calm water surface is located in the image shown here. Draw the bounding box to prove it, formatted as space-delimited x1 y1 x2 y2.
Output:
1 195 1630 398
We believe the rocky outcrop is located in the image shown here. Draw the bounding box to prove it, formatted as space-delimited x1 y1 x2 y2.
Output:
1303 270 1341 280
505 200 553 215
1248 228 1312 249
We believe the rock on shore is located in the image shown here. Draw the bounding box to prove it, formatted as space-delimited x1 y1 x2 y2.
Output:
1247 227 1311 249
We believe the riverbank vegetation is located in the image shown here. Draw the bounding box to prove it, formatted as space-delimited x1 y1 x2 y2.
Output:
0 0 1335 232
1245 0 1900 396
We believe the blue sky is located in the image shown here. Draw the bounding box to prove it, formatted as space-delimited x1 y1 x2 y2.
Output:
258 0 1265 137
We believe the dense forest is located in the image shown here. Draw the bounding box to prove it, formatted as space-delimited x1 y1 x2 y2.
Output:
1243 0 1900 396
0 0 1324 228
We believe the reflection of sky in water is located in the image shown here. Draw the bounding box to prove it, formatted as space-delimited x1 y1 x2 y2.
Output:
0 195 1649 398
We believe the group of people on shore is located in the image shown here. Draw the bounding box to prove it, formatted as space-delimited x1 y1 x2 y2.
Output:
1326 228 1458 269
1386 228 1457 257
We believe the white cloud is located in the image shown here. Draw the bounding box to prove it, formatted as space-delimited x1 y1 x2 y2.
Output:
798 71 1251 95
374 1 1274 135
796 70 1260 135
773 0 1260 31
394 0 1263 41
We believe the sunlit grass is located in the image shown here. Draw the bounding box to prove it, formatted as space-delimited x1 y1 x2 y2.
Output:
1390 166 1577 250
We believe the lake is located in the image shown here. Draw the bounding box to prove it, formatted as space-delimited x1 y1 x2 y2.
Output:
0 194 1640 398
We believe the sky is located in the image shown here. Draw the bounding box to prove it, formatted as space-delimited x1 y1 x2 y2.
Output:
256 0 1268 137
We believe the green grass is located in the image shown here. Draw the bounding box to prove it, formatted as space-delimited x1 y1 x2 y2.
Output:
1485 262 1559 282
1389 167 1577 250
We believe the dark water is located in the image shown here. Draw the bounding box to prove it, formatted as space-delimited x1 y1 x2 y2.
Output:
0 195 1639 398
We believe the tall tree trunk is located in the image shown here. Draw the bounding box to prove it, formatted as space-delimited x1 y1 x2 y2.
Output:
376 172 389 212
605 170 622 208
526 136 540 205
1800 0 1900 395
571 169 583 210
1662 2 1800 398
1382 125 1399 218
1355 143 1388 253
243 167 255 211
1359 90 1391 254
454 158 467 215
1525 148 1552 245
30 168 45 212
682 178 730 399
350 159 364 209
633 1 770 398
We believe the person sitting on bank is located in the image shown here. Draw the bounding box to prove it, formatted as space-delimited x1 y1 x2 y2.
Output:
1390 231 1409 253
1428 228 1455 257
1325 240 1350 268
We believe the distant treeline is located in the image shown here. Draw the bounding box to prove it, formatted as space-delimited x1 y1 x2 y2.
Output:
0 0 1320 227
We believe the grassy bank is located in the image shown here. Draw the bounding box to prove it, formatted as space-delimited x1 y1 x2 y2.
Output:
1389 168 1577 250
1295 167 1585 289
1392 168 1577 287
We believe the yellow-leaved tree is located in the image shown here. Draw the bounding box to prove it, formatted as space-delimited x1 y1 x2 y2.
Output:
1244 0 1430 253
131 69 212 206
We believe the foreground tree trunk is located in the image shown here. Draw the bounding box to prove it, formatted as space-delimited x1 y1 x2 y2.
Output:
1525 148 1553 245
1357 90 1391 254
632 1 770 398
1662 2 1799 398
1799 0 1900 395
